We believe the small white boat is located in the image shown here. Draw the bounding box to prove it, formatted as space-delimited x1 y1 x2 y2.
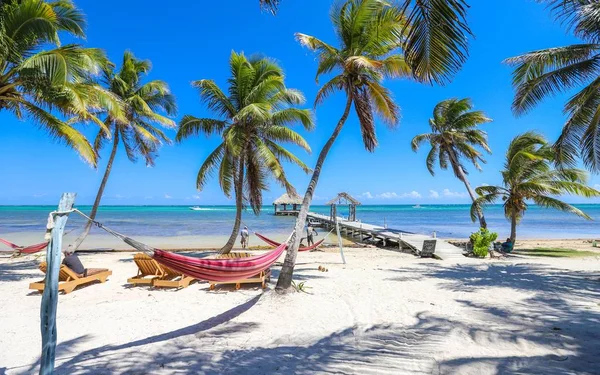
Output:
412 204 422 209
189 206 203 211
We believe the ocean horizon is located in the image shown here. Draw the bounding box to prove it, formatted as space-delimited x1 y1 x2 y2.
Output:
1 204 599 240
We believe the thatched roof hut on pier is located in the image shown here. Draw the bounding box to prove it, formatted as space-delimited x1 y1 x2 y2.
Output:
273 193 303 216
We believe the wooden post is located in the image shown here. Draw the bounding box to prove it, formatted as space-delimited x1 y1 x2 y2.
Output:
336 219 346 265
40 193 76 375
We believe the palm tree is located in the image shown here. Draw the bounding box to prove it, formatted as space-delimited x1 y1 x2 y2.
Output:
176 51 313 254
472 132 600 243
276 0 473 291
505 0 600 172
259 0 279 13
0 0 121 166
411 98 492 228
69 52 176 251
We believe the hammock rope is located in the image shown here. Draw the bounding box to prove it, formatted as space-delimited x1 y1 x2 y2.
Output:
255 231 331 252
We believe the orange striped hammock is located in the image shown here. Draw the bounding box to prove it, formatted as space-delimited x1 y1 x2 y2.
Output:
254 232 324 252
0 238 48 255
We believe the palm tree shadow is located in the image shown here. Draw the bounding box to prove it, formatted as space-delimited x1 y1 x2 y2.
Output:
28 294 264 374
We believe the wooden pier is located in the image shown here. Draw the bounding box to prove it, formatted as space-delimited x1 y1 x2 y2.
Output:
307 212 465 260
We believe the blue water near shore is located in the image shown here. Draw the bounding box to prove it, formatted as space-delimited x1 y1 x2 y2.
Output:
1 204 599 239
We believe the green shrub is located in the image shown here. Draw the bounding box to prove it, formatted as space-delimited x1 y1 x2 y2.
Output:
469 228 498 258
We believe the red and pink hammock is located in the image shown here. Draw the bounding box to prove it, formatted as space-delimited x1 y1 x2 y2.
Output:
255 232 324 252
100 227 288 283
0 238 48 255
153 242 286 282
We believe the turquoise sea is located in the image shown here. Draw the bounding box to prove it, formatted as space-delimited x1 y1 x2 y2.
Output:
0 204 599 239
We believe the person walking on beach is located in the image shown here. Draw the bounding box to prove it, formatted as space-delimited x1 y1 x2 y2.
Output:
240 226 249 249
306 224 318 246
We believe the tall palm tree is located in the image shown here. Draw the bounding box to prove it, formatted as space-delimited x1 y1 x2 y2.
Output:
176 51 313 254
505 0 600 172
411 98 492 228
276 0 473 291
472 132 600 243
69 52 176 251
0 0 121 166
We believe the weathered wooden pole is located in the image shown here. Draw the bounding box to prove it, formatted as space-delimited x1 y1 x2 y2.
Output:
40 193 76 375
335 220 346 264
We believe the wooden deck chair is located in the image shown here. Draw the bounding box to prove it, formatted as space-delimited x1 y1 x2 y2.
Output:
420 240 437 258
152 262 196 289
209 252 271 291
29 262 112 294
127 253 166 285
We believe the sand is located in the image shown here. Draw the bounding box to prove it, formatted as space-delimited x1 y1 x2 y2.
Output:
1 246 599 374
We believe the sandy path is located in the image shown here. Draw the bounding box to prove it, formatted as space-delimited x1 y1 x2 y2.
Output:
1 248 599 374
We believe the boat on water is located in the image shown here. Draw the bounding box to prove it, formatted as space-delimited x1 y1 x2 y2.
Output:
189 206 203 211
412 204 422 209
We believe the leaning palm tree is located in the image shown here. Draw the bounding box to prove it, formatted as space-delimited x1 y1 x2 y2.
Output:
0 0 121 166
176 51 313 254
276 0 473 290
411 98 492 228
472 132 600 243
505 0 600 172
69 52 176 251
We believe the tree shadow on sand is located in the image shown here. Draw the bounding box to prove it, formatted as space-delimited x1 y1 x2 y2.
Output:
44 305 600 375
0 259 40 282
17 263 600 374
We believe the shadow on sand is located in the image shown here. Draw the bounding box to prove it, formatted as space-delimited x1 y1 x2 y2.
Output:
14 262 600 374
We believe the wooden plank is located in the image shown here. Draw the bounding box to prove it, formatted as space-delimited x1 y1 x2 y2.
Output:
40 192 75 375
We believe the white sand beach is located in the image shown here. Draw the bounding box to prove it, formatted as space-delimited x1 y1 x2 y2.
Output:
1 246 599 374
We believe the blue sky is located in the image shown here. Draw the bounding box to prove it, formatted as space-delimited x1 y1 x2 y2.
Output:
1 0 599 205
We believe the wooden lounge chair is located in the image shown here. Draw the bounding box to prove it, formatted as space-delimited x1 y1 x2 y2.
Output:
127 253 166 285
127 253 196 289
29 262 112 294
420 240 437 258
209 252 271 290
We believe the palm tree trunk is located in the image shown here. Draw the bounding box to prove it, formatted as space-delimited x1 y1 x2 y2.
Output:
510 213 517 243
220 159 245 254
448 150 487 229
276 95 353 291
69 131 120 251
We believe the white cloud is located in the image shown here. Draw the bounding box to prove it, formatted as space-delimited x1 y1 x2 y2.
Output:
115 194 124 199
164 194 172 199
404 191 422 199
377 192 398 199
144 196 153 200
429 190 439 199
375 191 421 199
594 184 600 190
192 195 201 200
480 183 489 187
442 189 467 198
361 192 374 199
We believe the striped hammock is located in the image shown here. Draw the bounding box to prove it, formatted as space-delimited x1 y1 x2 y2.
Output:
0 238 48 254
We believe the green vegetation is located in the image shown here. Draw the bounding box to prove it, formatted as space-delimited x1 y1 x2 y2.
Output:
472 132 600 242
176 52 313 254
506 0 600 172
70 52 177 251
277 0 473 290
0 0 121 165
412 98 492 229
513 248 598 258
469 228 498 258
